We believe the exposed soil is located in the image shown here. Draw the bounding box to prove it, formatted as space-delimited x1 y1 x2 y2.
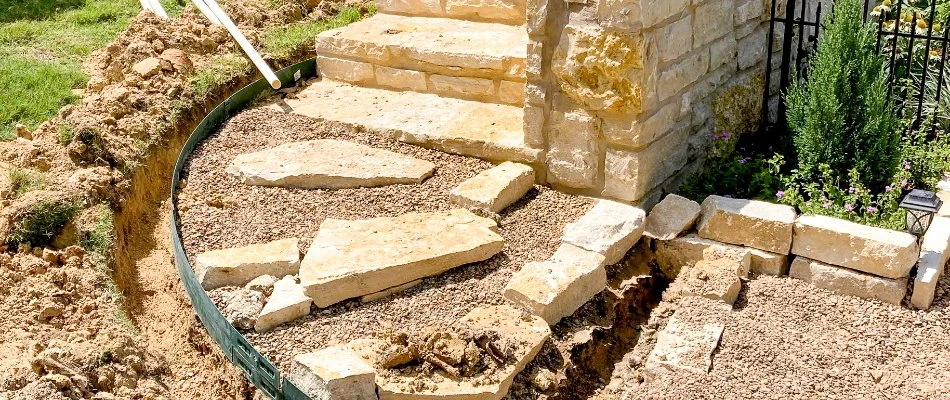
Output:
176 106 596 375
596 272 950 400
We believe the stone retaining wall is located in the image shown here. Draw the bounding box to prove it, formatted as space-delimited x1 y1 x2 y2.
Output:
526 0 782 206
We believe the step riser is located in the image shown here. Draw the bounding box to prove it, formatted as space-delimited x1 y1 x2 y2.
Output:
317 56 525 105
377 0 526 25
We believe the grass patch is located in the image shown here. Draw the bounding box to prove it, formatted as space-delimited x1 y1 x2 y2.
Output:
188 54 253 98
9 199 82 246
80 206 114 260
8 168 46 194
58 122 75 144
262 5 374 59
0 0 139 140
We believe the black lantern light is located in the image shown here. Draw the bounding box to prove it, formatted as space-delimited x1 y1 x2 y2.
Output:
899 189 943 237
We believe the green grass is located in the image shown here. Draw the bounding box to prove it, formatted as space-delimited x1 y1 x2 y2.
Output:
0 0 140 140
8 199 82 246
262 5 374 59
188 53 253 98
8 168 46 195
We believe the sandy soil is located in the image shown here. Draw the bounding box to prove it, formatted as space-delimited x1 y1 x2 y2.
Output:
176 106 594 372
596 272 950 400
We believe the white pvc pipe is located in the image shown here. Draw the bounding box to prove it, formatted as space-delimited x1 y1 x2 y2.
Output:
149 0 169 18
190 0 221 25
140 0 153 12
201 0 282 89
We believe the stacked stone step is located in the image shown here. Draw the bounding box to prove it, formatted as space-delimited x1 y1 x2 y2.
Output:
314 0 527 105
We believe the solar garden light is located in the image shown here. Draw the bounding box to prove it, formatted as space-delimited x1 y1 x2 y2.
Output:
899 189 943 237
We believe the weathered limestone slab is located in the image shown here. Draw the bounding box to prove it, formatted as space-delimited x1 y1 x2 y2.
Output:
912 217 950 309
359 279 422 303
697 195 796 254
301 209 504 307
645 306 725 376
352 305 550 400
275 80 541 164
643 194 701 240
680 259 742 305
792 215 919 279
450 162 535 213
749 249 789 276
503 243 607 325
789 257 907 305
195 238 300 290
562 200 646 265
655 234 752 279
226 140 435 189
255 276 313 332
290 345 378 400
444 0 526 25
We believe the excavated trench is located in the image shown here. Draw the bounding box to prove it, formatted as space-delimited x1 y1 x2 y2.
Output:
103 66 673 398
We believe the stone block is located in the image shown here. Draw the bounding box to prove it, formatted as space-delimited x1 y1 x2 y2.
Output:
195 238 301 290
602 100 680 149
444 0 525 24
697 195 796 254
503 243 607 325
300 209 504 307
375 0 443 16
451 162 535 213
374 66 427 92
526 0 548 35
789 257 907 306
658 50 709 101
563 200 646 264
681 259 743 305
429 75 496 98
912 217 950 309
598 0 643 30
546 111 603 189
290 345 377 400
655 234 752 279
641 0 689 28
523 105 545 147
317 56 375 84
735 0 765 25
792 215 919 279
603 128 688 202
694 0 735 47
738 28 767 70
749 248 789 276
552 24 644 112
644 194 701 240
658 15 692 63
256 276 313 332
226 140 436 189
709 35 738 72
498 80 525 105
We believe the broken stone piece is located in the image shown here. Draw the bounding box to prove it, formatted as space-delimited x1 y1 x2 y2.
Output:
697 195 796 254
562 199 646 265
450 162 535 213
503 243 607 325
132 57 162 78
15 124 32 140
194 238 300 290
644 194 701 240
255 276 313 332
912 217 950 309
789 257 907 305
221 288 264 330
226 140 436 189
680 259 742 306
654 234 752 279
645 303 725 376
300 209 504 307
290 345 377 400
792 214 919 279
245 274 279 296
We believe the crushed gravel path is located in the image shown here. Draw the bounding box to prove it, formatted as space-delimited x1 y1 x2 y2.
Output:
598 272 950 400
176 106 594 372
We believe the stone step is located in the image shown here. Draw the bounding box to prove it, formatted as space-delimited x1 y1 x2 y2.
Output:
270 79 542 164
377 0 526 25
315 13 527 105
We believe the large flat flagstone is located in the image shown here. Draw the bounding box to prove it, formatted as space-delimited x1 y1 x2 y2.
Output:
450 161 535 212
226 140 436 189
645 298 728 377
195 238 301 290
300 209 504 307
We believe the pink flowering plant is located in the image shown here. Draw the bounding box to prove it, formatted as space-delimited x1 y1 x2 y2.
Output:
679 131 783 201
775 163 910 229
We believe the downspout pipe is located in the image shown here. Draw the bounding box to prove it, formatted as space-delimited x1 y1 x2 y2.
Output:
199 0 282 89
148 0 169 18
190 0 221 25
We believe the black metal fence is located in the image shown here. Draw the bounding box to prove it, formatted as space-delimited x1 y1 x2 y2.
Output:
764 0 950 138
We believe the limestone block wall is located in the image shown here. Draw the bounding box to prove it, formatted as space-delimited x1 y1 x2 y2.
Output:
526 0 781 206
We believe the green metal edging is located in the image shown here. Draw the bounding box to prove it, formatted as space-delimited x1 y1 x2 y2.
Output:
169 58 317 400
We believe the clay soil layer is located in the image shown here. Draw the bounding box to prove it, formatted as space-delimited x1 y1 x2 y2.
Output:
176 106 594 372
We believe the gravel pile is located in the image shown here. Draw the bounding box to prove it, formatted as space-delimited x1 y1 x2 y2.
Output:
176 107 593 371
599 273 950 400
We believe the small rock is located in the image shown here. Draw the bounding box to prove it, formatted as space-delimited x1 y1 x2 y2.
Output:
38 303 64 322
221 289 264 330
245 275 279 296
132 57 162 78
42 249 60 265
159 49 193 74
530 368 557 391
15 124 32 140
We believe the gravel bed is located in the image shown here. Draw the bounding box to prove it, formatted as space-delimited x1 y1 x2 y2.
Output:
176 107 594 372
599 272 950 400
